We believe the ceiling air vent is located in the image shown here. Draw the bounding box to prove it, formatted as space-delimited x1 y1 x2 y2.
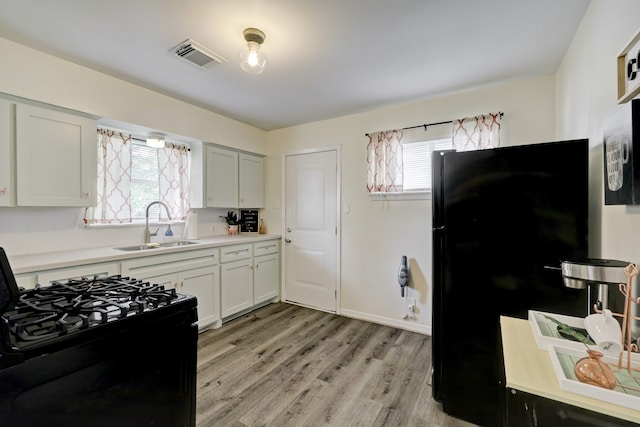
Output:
168 39 227 70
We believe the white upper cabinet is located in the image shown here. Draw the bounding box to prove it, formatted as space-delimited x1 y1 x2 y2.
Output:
239 153 265 208
205 145 238 208
0 99 13 207
15 103 97 206
205 145 265 209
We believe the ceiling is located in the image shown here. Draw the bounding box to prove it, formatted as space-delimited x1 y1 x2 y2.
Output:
0 0 591 131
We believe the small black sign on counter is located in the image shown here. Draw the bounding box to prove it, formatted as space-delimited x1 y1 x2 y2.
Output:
240 209 259 233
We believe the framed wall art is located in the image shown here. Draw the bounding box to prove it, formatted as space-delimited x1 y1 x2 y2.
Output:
604 99 640 205
617 29 640 104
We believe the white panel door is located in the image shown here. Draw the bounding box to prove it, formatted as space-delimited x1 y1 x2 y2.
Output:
284 149 338 312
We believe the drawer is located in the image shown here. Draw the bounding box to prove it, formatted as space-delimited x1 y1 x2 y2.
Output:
253 239 280 256
220 244 253 263
121 248 219 278
37 262 121 285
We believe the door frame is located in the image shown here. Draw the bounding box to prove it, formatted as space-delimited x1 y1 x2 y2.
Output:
281 145 341 314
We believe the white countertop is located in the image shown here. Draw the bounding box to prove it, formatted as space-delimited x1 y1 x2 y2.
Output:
501 316 640 424
8 234 281 274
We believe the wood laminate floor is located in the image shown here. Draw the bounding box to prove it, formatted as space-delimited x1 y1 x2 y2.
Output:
196 303 477 427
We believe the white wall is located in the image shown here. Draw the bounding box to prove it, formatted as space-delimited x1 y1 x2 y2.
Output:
0 37 266 255
556 0 640 262
0 38 266 152
264 75 557 334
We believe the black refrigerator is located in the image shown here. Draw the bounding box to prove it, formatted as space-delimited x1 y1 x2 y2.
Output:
431 139 590 427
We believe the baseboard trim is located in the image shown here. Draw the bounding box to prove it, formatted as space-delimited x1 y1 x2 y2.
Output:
340 308 432 335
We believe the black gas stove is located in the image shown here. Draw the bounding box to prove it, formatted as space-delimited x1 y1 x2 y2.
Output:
0 248 198 427
2 274 190 357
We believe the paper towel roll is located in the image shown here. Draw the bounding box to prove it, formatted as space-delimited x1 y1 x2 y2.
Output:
183 212 198 240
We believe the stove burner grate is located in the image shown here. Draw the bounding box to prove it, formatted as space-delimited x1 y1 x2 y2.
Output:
2 275 181 343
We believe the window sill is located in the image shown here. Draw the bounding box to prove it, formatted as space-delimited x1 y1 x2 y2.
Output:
84 220 184 229
367 191 431 201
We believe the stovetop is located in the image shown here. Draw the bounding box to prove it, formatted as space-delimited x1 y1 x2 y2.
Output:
1 275 195 359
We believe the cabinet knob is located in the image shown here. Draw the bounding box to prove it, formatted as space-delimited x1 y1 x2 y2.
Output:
285 238 292 243
0 187 6 195
83 191 90 199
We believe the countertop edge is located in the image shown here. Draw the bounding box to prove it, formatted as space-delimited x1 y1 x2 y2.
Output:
8 234 281 274
501 316 640 424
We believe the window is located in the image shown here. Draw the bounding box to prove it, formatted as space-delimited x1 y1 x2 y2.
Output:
402 138 453 192
89 129 191 225
131 142 161 220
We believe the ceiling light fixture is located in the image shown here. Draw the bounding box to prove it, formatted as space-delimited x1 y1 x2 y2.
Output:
146 134 165 148
240 27 267 74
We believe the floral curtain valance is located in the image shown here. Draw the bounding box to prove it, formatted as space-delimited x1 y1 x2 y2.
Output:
366 129 404 193
452 112 502 151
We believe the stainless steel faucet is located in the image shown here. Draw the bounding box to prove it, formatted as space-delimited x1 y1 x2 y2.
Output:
144 201 172 243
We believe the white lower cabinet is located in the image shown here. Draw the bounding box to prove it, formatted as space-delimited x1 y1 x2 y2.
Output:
14 239 279 328
220 244 253 318
253 242 280 305
121 249 220 330
220 239 280 320
220 257 254 318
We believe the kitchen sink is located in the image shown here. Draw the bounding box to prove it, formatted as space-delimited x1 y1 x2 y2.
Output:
114 241 199 251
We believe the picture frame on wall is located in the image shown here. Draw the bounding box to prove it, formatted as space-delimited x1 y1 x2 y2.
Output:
617 29 640 104
603 99 640 205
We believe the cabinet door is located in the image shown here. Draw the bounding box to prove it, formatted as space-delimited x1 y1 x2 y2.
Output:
239 153 264 208
0 99 13 207
220 258 253 318
205 145 238 208
178 265 220 330
15 103 97 206
254 252 280 304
